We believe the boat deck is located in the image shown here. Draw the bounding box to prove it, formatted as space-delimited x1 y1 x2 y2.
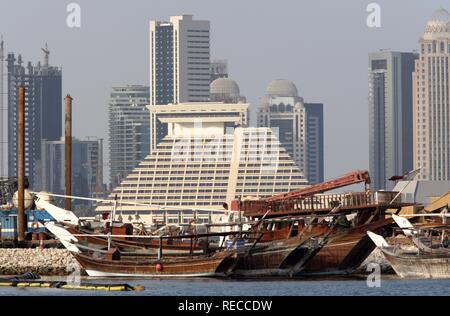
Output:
244 191 415 218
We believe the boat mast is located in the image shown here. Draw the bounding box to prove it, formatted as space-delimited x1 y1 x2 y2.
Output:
108 194 118 251
388 167 422 205
238 195 243 238
110 194 118 227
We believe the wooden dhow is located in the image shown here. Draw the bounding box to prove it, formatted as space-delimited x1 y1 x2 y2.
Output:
233 170 415 276
35 194 219 255
36 194 334 277
368 230 450 279
45 222 240 278
365 214 450 279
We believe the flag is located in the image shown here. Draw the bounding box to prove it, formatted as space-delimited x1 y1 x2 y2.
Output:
388 175 404 181
388 167 421 181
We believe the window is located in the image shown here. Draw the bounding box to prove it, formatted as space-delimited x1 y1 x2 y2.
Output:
270 104 277 112
371 59 387 70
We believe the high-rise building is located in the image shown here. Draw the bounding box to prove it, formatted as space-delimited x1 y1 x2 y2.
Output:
0 37 5 178
413 9 450 181
40 137 103 204
304 103 324 184
368 51 417 190
97 101 307 223
109 85 150 189
149 15 210 150
7 46 62 188
257 79 324 184
210 59 228 82
149 15 210 105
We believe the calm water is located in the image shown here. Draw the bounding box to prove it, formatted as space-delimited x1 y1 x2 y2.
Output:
1 276 450 296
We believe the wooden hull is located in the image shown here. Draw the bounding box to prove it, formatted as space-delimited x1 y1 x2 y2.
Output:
73 250 237 278
232 236 327 277
302 218 392 275
381 250 450 279
232 242 303 277
232 219 390 277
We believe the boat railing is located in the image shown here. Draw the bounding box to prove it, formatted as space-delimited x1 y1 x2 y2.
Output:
69 229 264 258
275 190 401 213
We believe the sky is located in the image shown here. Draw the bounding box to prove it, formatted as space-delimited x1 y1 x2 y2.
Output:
0 0 447 184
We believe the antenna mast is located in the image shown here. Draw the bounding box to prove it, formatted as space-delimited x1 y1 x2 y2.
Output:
0 35 4 178
41 43 49 68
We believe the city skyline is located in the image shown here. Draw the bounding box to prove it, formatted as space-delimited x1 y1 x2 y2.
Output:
0 1 447 184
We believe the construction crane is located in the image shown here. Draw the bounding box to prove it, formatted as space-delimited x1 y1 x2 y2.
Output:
269 170 370 202
230 170 371 215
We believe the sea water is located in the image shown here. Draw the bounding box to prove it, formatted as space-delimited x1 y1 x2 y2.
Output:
1 277 450 296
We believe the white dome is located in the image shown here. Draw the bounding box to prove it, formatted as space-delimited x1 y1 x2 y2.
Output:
210 78 240 97
423 8 450 39
266 79 298 97
429 8 450 23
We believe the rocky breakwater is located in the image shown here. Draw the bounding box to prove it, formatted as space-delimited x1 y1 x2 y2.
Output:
0 248 82 276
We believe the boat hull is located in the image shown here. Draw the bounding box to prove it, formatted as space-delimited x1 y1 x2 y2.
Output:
73 251 237 278
381 250 450 279
232 243 303 277
232 237 325 277
84 269 223 278
302 218 392 275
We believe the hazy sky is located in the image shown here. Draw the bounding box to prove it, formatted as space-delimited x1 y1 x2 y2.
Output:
0 0 447 184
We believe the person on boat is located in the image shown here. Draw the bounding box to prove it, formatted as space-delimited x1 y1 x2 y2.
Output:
443 233 449 248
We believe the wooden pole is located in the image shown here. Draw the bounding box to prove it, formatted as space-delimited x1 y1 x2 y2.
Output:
17 85 25 242
64 95 73 211
158 236 162 260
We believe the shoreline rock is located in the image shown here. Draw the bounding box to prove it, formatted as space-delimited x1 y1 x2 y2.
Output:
0 248 83 276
